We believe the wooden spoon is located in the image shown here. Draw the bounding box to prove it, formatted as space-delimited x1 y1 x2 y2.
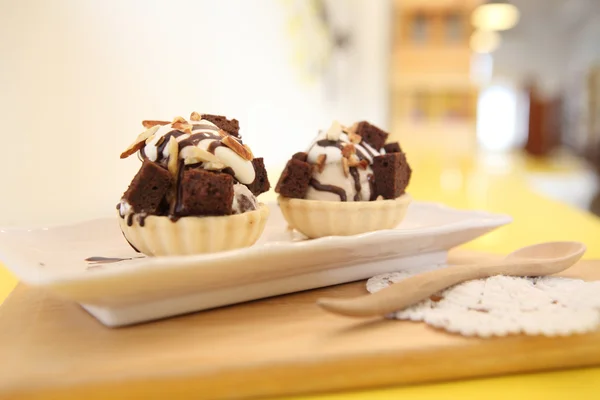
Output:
317 241 586 318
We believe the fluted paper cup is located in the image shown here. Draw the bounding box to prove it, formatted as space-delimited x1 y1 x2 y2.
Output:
118 204 269 256
278 195 411 238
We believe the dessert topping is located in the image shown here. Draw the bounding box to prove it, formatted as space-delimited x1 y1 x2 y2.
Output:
181 146 221 165
243 144 254 160
120 125 161 159
325 120 343 141
315 154 327 173
167 137 179 178
348 130 362 144
351 158 369 170
342 157 350 177
222 135 253 161
172 122 193 134
341 143 356 158
203 161 226 171
142 120 170 129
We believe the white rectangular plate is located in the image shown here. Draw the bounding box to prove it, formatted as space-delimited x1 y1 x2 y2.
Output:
0 201 511 327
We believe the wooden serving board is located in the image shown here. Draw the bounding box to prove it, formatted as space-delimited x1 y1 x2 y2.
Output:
1 250 599 400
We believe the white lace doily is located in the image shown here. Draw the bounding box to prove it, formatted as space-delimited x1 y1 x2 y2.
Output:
367 265 600 337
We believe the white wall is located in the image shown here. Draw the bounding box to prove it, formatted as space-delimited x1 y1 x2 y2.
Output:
324 0 392 128
0 0 390 226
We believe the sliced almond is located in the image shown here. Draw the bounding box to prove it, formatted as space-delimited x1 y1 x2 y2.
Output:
167 136 179 178
142 120 170 129
341 143 356 158
347 122 359 134
347 154 362 167
243 144 254 160
342 157 349 177
172 122 193 134
120 125 160 159
180 146 221 165
172 116 187 124
153 135 166 148
203 161 226 171
357 159 369 170
190 111 202 121
348 131 362 144
325 120 343 141
315 154 327 173
222 135 252 160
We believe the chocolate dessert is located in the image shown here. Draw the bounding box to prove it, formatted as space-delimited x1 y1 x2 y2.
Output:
354 121 388 151
275 157 312 199
275 120 410 202
383 142 402 154
275 120 412 239
371 152 412 199
121 160 172 215
118 112 270 226
247 158 270 196
177 169 235 216
200 114 240 137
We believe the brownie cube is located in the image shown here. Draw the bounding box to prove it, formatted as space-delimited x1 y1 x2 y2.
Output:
177 169 234 216
383 142 402 154
355 121 389 151
201 114 240 137
275 158 312 199
247 157 271 196
122 160 172 214
291 152 308 162
371 152 412 199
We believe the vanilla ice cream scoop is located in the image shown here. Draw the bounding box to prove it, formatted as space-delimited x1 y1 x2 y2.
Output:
139 117 255 184
304 121 384 202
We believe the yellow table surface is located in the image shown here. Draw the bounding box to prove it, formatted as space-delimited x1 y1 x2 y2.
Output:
1 148 599 399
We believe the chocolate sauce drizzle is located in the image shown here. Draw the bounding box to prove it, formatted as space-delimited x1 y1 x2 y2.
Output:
367 174 376 201
177 132 222 149
221 167 235 177
316 138 369 161
85 256 144 265
316 139 343 149
207 140 224 154
138 213 148 227
155 130 186 160
171 159 186 222
121 231 141 253
362 143 379 158
349 167 361 201
118 209 149 227
310 178 347 201
144 123 232 163
191 123 219 131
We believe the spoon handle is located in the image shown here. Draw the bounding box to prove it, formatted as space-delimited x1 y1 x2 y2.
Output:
317 260 524 317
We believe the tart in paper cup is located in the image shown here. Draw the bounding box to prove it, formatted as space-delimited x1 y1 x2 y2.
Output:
118 203 269 256
277 194 411 238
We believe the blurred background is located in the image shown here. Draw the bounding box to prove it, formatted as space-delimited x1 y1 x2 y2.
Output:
1 0 599 225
